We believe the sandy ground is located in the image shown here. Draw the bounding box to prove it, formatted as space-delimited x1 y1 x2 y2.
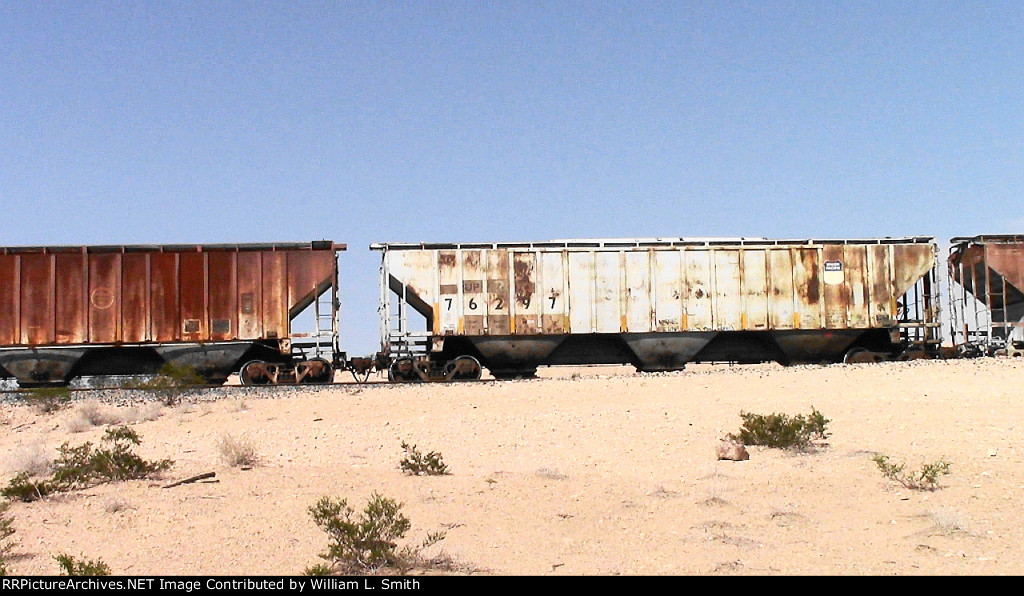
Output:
1 357 1023 576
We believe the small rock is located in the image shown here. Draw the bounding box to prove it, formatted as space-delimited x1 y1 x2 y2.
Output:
716 439 749 461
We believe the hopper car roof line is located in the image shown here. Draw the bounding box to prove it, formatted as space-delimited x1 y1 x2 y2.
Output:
949 234 1024 245
0 241 345 254
371 236 935 251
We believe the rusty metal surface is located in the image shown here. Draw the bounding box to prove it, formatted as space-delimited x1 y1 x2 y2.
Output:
950 238 1024 297
0 242 343 349
949 236 1024 345
378 238 936 338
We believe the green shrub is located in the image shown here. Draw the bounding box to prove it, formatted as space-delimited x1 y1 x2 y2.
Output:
52 426 173 487
132 362 205 405
308 493 446 575
399 442 450 476
302 563 333 576
1 473 53 502
54 554 110 576
728 407 830 450
0 502 14 576
2 427 173 502
872 454 951 491
22 386 72 414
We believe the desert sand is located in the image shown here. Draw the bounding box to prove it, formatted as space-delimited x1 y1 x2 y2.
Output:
1 357 1023 576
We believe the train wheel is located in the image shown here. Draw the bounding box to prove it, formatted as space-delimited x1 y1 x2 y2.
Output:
445 355 482 381
240 360 278 385
297 358 334 384
843 348 888 364
842 348 867 364
388 357 418 382
898 346 928 361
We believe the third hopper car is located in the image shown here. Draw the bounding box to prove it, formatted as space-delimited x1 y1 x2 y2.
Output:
372 237 941 381
948 235 1024 357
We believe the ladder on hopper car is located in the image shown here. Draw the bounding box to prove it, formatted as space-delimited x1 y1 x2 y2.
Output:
247 287 341 386
948 256 1023 357
375 257 427 360
384 302 430 359
373 265 436 382
380 291 482 383
251 286 344 387
291 289 340 360
315 290 340 360
896 261 943 356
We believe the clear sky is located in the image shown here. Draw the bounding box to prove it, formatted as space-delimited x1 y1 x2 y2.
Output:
2 1 1022 355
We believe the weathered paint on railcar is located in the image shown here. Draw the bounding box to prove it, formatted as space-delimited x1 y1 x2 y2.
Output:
0 241 343 385
380 239 934 336
375 238 937 376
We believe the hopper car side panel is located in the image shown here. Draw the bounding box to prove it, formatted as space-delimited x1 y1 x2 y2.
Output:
375 238 939 379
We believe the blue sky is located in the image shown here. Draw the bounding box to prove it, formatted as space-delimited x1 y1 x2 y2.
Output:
2 1 1022 354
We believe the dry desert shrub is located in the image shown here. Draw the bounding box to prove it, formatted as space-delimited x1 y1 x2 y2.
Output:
6 443 52 478
103 497 135 514
702 479 730 506
710 559 744 574
698 465 731 506
535 468 566 480
648 485 681 499
173 403 196 415
226 399 249 412
217 433 259 467
769 503 805 527
122 402 164 424
66 401 120 433
927 506 972 536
